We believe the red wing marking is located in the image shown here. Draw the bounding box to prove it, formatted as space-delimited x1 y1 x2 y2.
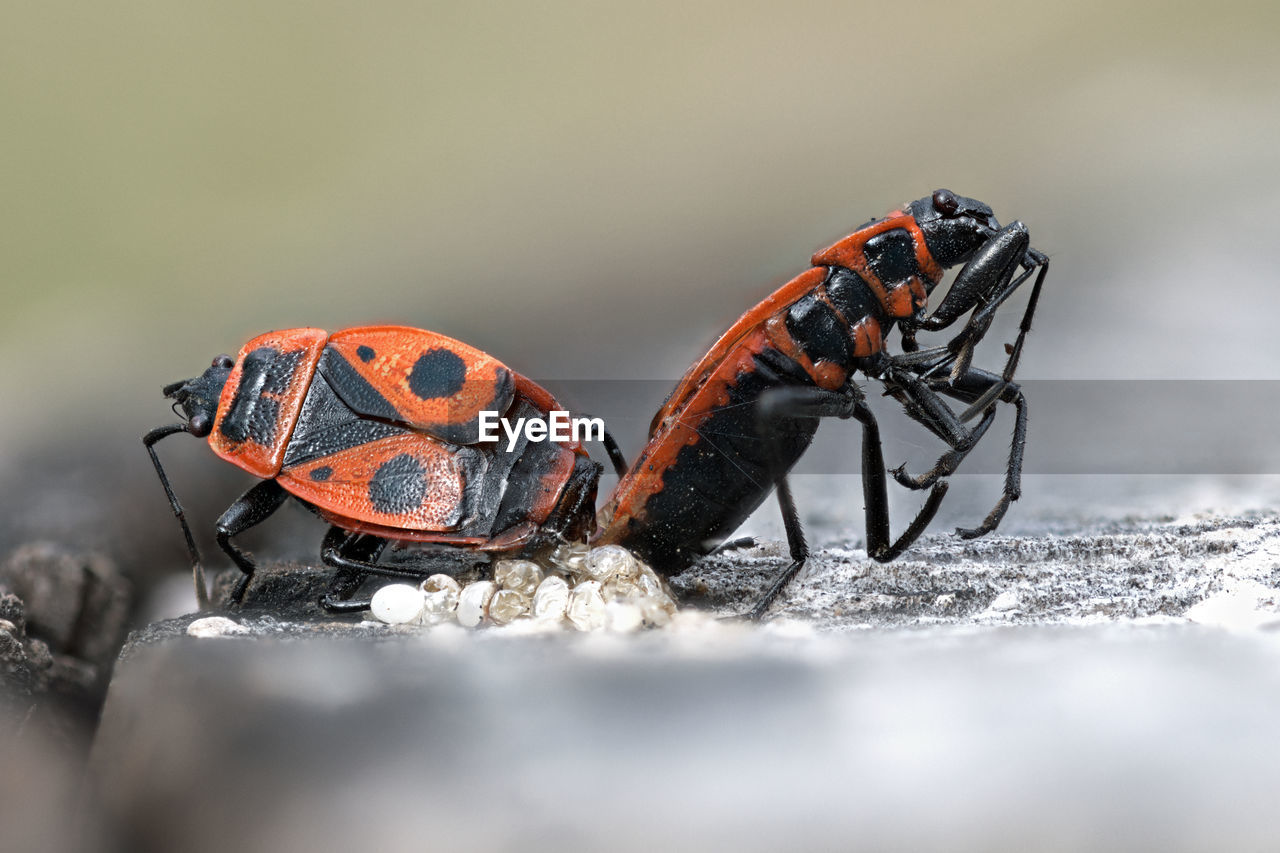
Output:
763 314 849 391
654 211 942 437
278 432 468 532
326 326 515 443
812 210 942 290
604 325 772 535
649 267 828 433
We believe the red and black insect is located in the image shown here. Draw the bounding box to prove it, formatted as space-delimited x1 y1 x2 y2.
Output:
145 326 623 611
596 190 1049 618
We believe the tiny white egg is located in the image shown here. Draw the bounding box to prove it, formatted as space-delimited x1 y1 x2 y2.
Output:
584 545 638 582
370 584 426 625
532 575 570 622
566 580 607 631
420 574 462 624
488 589 530 624
456 580 497 628
493 559 543 595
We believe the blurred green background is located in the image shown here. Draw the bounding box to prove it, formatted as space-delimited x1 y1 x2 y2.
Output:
1 1 1277 569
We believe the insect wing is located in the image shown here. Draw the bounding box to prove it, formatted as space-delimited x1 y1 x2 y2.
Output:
649 267 828 432
278 432 473 532
322 326 515 445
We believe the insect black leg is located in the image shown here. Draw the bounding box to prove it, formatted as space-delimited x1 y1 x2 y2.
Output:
879 364 997 473
748 476 808 620
943 252 1049 383
850 397 949 562
601 428 629 478
318 528 390 613
881 369 999 491
918 223 1030 335
908 224 1047 383
935 368 1028 538
319 533 477 614
890 365 1029 538
955 388 1026 538
747 385 947 618
889 407 997 491
214 480 289 604
570 412 628 477
992 251 1049 383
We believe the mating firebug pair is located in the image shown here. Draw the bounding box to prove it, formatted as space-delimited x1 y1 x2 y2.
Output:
147 190 1047 617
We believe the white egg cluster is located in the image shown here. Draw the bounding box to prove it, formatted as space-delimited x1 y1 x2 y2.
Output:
366 544 678 631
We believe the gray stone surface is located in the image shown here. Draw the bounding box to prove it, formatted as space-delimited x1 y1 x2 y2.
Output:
0 544 132 741
683 513 1279 628
0 542 132 669
85 492 1280 853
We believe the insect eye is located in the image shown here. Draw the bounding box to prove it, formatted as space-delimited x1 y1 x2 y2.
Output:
189 414 212 437
212 354 234 369
932 189 960 217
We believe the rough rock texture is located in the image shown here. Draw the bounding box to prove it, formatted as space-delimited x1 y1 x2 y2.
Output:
83 508 1280 853
0 545 130 853
0 543 132 752
0 543 132 667
679 513 1280 628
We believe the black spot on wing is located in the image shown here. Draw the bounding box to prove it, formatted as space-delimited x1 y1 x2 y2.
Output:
408 348 467 400
356 345 376 363
309 466 333 481
368 454 428 514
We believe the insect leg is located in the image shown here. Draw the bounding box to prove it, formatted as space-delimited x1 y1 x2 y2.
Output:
319 528 391 613
918 223 1031 335
879 365 999 490
911 228 1048 382
601 427 628 478
933 368 1029 538
747 385 947 618
564 410 628 477
889 364 1028 538
849 396 949 563
320 536 431 580
214 480 289 604
945 250 1049 382
992 251 1049 383
883 364 996 444
748 474 809 621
